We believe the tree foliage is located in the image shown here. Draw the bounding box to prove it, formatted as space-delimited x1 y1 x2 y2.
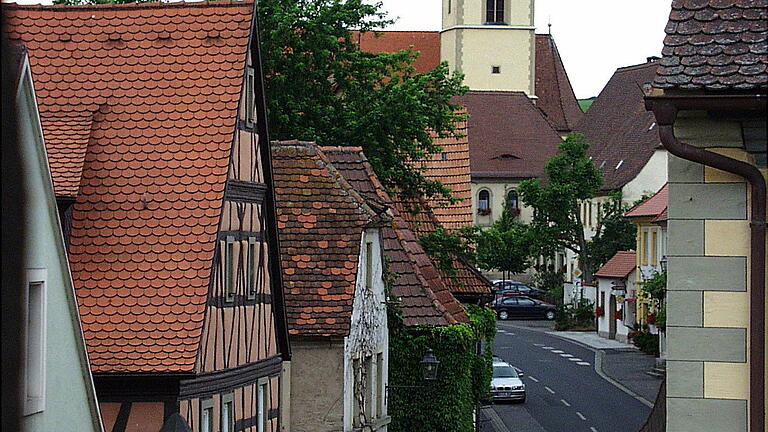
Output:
474 209 534 276
586 192 637 270
258 0 467 201
518 133 603 280
419 225 476 277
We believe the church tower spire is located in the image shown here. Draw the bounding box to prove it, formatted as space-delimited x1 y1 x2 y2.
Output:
441 0 537 97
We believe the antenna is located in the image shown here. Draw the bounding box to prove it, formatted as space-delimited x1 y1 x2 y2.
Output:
548 15 552 34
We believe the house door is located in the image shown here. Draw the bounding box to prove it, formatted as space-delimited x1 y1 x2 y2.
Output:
608 295 617 339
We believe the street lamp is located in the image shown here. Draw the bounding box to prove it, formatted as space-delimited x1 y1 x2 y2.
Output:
660 255 668 273
420 349 440 381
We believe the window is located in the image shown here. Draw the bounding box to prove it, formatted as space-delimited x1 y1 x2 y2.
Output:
441 152 448 161
448 0 451 14
492 66 501 74
517 298 535 306
365 241 374 290
245 67 256 127
24 269 46 415
352 358 361 427
588 201 593 227
247 237 258 299
257 380 267 432
221 393 233 432
478 190 490 211
486 0 504 23
505 190 518 210
224 236 235 301
501 297 518 305
200 398 213 432
364 356 373 420
376 352 385 417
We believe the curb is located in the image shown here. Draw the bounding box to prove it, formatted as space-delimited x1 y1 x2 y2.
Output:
500 322 654 408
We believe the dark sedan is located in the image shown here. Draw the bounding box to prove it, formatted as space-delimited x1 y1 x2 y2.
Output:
494 296 556 320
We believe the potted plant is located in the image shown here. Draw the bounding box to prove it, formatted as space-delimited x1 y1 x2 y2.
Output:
595 306 604 317
478 208 491 216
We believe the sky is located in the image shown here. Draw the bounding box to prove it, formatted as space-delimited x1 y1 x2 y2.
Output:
375 0 673 98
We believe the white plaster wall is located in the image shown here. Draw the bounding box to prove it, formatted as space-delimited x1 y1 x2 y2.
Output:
343 229 389 431
622 149 668 204
471 180 533 226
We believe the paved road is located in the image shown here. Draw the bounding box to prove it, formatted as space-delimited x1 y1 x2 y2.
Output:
487 320 651 432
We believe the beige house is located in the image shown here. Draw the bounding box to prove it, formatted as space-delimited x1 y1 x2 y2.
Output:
645 1 766 431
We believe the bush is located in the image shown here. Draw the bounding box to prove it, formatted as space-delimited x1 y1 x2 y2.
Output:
629 324 660 355
554 299 594 330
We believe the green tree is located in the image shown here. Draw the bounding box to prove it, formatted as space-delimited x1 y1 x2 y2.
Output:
259 0 467 201
474 209 534 280
586 192 637 270
419 225 477 277
518 133 603 282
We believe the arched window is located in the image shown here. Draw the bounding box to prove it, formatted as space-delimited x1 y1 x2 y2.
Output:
506 190 519 210
478 190 491 211
486 0 505 24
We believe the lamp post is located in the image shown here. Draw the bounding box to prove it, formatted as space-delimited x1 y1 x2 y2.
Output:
385 349 439 402
660 255 668 273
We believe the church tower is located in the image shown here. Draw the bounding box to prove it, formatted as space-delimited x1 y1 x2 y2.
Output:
441 0 536 97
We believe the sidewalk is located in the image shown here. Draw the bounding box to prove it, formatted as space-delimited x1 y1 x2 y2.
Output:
548 330 636 350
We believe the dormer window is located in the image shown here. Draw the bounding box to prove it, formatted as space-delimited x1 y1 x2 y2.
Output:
486 0 505 24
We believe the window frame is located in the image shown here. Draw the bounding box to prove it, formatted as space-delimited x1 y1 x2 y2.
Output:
245 66 256 128
221 393 234 432
200 398 214 432
257 378 268 432
486 0 505 24
224 236 235 302
247 236 258 300
23 268 47 415
478 189 491 211
505 189 519 210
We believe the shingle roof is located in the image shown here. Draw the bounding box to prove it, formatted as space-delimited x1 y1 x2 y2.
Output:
420 114 474 230
654 0 768 90
456 91 563 179
594 251 637 279
322 146 469 326
625 184 669 219
4 1 254 373
272 141 382 337
355 31 441 74
535 34 584 132
576 61 663 191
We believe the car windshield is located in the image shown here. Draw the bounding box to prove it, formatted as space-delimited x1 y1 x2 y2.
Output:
493 365 518 378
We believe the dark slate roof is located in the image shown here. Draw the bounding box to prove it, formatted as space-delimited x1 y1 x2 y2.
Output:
654 0 768 90
535 34 584 132
576 61 663 191
272 141 382 337
455 91 563 179
322 146 470 327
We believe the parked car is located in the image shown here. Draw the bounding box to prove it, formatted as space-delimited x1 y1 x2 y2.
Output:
494 296 556 320
492 280 546 299
490 359 526 402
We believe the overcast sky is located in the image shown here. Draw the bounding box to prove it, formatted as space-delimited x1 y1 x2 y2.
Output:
376 0 673 98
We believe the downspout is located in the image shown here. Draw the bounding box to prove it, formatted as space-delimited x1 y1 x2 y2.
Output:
646 97 766 432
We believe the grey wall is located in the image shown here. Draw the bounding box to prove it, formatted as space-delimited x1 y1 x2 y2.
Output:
289 340 345 432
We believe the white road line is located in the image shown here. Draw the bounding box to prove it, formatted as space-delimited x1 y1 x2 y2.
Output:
576 412 587 421
533 343 545 346
590 427 599 432
568 358 582 362
507 332 516 335
528 376 540 383
560 353 573 357
544 386 555 394
542 346 554 350
551 350 564 353
577 362 591 366
560 399 571 407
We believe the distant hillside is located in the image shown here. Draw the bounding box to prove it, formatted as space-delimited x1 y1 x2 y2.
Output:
578 97 596 113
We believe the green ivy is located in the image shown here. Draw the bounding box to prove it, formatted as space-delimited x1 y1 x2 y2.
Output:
386 303 496 432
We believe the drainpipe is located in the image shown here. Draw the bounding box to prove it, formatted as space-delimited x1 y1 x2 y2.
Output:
646 95 766 432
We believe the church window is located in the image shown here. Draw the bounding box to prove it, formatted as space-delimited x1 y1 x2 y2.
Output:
486 0 505 24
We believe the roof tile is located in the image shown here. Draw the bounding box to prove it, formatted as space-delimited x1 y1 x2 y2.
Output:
594 251 637 279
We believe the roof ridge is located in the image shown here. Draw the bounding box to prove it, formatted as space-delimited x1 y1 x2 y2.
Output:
616 61 660 73
2 0 253 10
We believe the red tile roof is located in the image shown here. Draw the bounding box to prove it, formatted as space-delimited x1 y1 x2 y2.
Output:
576 61 663 191
535 34 583 133
456 91 563 179
323 146 469 326
420 114 474 230
354 31 441 74
4 1 254 373
654 0 768 91
272 141 383 337
625 184 669 219
594 251 637 279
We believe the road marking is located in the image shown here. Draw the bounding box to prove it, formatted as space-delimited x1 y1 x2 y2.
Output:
507 332 516 335
528 376 539 383
560 353 573 357
577 362 591 366
576 412 587 421
590 427 599 432
551 350 564 353
542 346 554 350
568 358 582 362
544 386 555 394
533 343 545 346
560 399 571 407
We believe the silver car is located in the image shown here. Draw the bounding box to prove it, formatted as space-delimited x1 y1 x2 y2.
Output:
490 360 526 402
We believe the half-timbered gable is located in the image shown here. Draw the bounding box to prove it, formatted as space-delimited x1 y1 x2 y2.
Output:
4 2 289 431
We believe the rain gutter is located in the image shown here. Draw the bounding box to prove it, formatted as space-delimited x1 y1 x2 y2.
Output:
646 93 766 432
